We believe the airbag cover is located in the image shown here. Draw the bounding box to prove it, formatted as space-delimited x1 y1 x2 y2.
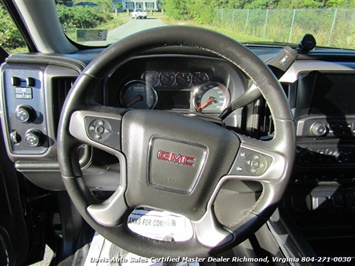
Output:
148 137 207 194
121 110 240 220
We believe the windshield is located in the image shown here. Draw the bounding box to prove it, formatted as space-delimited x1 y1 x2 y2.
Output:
56 1 355 49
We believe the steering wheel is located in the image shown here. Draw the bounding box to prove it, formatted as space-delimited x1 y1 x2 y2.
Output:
58 26 295 258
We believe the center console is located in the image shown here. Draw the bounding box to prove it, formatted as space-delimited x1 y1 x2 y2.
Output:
293 71 355 180
283 68 355 258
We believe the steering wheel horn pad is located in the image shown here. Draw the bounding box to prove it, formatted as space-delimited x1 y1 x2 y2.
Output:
58 26 295 257
122 109 239 221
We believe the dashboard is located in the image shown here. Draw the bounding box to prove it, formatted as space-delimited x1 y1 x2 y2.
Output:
1 48 355 190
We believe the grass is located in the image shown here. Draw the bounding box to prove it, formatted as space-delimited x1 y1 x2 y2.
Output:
158 9 355 50
212 8 355 50
96 13 126 30
160 15 267 43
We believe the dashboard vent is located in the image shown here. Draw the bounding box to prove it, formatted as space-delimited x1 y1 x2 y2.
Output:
251 82 293 139
251 98 273 139
282 82 297 112
52 77 76 136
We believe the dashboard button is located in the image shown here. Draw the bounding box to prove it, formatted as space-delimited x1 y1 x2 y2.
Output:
25 130 44 147
15 105 35 123
310 122 328 136
10 131 21 144
26 77 35 87
11 77 21 86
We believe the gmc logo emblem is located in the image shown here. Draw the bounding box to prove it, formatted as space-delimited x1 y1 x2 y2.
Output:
157 150 195 167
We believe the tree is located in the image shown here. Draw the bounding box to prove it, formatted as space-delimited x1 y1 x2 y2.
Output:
163 0 189 19
245 0 280 8
277 0 323 8
74 0 113 12
0 3 26 52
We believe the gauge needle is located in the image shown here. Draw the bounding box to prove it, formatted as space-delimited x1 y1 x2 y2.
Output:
127 95 143 107
198 97 215 111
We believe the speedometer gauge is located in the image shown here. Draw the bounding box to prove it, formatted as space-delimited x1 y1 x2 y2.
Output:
193 82 229 113
121 81 158 109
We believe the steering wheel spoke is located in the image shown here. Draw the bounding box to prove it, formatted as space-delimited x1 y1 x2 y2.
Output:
228 135 288 182
69 109 123 153
87 182 129 226
193 202 234 248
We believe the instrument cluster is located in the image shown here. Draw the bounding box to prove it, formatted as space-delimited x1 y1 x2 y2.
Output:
105 56 247 115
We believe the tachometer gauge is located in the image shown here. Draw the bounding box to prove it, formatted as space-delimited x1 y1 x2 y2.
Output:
121 81 158 109
193 82 230 113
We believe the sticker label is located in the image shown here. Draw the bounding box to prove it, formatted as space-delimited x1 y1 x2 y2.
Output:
127 209 193 242
77 29 108 42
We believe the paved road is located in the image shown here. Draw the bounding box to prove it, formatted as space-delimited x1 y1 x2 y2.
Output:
107 17 167 43
83 17 167 45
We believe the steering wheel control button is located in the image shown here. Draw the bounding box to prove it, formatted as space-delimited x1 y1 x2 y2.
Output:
148 137 207 194
230 148 271 176
87 119 112 141
85 117 121 150
245 153 268 175
25 130 44 147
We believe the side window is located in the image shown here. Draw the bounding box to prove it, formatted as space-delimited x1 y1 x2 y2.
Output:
0 2 27 54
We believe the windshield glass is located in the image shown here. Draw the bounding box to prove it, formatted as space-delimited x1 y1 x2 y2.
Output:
56 0 355 49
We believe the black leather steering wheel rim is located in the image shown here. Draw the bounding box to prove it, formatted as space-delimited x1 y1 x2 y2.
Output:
58 26 295 258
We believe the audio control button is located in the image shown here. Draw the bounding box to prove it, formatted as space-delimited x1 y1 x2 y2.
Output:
87 119 112 142
230 148 272 176
310 122 328 136
245 153 268 175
